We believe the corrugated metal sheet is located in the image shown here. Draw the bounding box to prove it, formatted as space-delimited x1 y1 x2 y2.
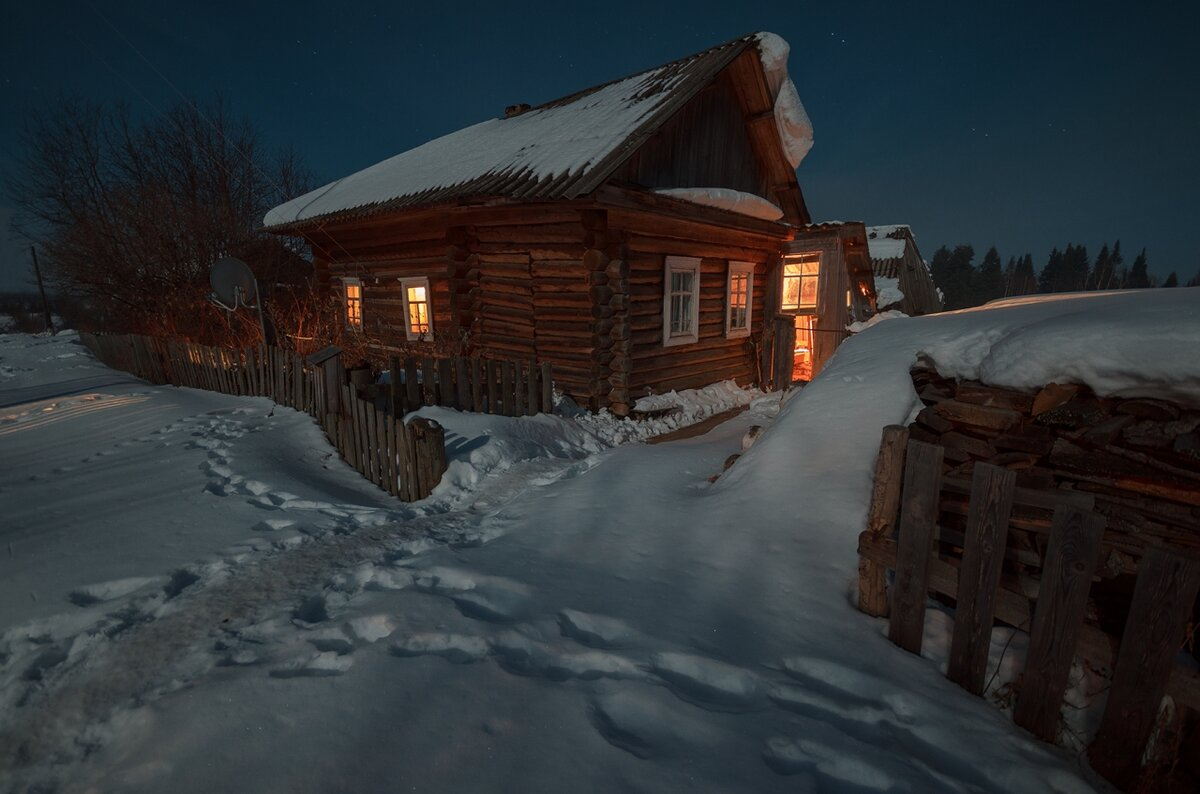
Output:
264 36 757 232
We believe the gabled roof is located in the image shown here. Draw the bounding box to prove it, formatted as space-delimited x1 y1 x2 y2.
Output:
264 33 795 232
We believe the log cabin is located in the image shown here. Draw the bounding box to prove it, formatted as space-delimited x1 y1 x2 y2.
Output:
264 32 878 414
867 225 944 316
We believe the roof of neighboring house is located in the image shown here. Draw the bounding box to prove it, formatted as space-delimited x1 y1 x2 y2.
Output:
866 225 912 277
265 33 806 232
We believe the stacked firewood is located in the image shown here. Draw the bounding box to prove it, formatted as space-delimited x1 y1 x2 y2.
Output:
910 359 1200 599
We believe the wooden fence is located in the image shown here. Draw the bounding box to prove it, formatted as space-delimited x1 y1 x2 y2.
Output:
858 427 1200 790
78 332 457 501
379 354 554 418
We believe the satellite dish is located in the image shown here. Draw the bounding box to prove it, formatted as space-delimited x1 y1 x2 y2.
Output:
209 256 270 343
210 257 259 310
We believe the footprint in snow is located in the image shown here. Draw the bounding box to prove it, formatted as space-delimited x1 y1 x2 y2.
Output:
649 652 763 711
390 633 491 664
588 685 727 760
269 651 353 678
557 609 641 649
68 576 159 607
411 566 534 623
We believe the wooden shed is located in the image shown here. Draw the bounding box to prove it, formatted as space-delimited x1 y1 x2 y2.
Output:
867 225 943 316
264 32 877 413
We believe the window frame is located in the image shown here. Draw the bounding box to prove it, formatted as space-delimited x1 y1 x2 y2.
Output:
780 252 822 313
661 255 702 348
725 261 755 339
399 276 433 342
343 277 363 330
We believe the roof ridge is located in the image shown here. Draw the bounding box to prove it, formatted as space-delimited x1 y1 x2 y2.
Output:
526 32 758 114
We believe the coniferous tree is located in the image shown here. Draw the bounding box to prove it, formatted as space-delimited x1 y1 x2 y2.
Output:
1038 248 1065 293
1088 244 1111 290
1125 249 1151 288
1188 270 1200 288
1063 244 1090 292
976 246 1004 304
1162 272 1178 288
942 245 977 309
1013 254 1037 295
1105 240 1125 289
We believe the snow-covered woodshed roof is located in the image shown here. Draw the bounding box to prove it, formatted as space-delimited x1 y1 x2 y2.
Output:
867 225 911 277
264 32 811 231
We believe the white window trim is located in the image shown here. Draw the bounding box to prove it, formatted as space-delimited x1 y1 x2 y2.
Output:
343 277 363 330
399 276 433 342
662 255 701 348
725 261 755 339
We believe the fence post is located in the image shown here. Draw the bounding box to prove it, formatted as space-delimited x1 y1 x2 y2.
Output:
858 425 910 617
887 440 945 654
541 362 553 413
946 463 1017 695
389 355 405 418
1088 547 1200 789
1014 506 1106 741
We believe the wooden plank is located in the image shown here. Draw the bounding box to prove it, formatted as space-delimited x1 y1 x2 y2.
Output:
513 362 526 416
399 417 418 501
470 358 484 413
422 357 437 406
374 407 387 488
389 356 404 417
887 440 945 654
385 415 398 497
1088 546 1200 789
500 362 514 416
368 405 381 485
438 357 456 409
541 362 553 413
526 359 539 416
1014 506 1106 741
859 425 910 617
404 357 421 411
455 357 471 410
947 463 1017 695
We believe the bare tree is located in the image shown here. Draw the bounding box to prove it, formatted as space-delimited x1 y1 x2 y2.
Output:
8 97 312 340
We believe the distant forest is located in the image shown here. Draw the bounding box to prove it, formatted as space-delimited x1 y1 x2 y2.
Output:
930 242 1200 310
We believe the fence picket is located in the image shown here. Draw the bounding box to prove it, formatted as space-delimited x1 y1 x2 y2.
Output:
947 464 1017 695
1088 547 1200 789
887 440 945 654
1014 507 1105 741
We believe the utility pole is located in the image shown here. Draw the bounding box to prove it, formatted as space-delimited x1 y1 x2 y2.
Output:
30 246 54 334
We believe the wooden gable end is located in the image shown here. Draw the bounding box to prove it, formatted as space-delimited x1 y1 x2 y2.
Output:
606 48 808 225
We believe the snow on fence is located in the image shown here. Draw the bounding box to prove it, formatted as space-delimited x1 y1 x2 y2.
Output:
858 417 1200 791
76 332 455 501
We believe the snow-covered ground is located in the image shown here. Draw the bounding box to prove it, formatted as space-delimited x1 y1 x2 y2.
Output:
6 289 1189 792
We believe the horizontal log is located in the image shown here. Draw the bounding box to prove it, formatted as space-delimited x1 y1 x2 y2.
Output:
932 400 1022 431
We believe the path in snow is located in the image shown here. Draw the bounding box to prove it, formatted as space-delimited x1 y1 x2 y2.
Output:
66 413 1097 794
1 330 1107 792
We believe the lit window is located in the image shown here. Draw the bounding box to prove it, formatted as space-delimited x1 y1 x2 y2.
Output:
400 277 433 341
781 253 820 311
793 315 815 382
662 256 701 347
726 261 754 338
344 278 362 329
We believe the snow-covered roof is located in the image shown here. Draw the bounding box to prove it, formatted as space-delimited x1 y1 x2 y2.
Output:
265 33 812 231
867 225 912 276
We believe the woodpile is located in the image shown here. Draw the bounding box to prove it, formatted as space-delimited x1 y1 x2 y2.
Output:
909 359 1200 574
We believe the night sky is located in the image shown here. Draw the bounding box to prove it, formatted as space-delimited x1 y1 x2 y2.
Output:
2 0 1197 291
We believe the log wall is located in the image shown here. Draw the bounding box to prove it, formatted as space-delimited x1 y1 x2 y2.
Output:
608 206 784 397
